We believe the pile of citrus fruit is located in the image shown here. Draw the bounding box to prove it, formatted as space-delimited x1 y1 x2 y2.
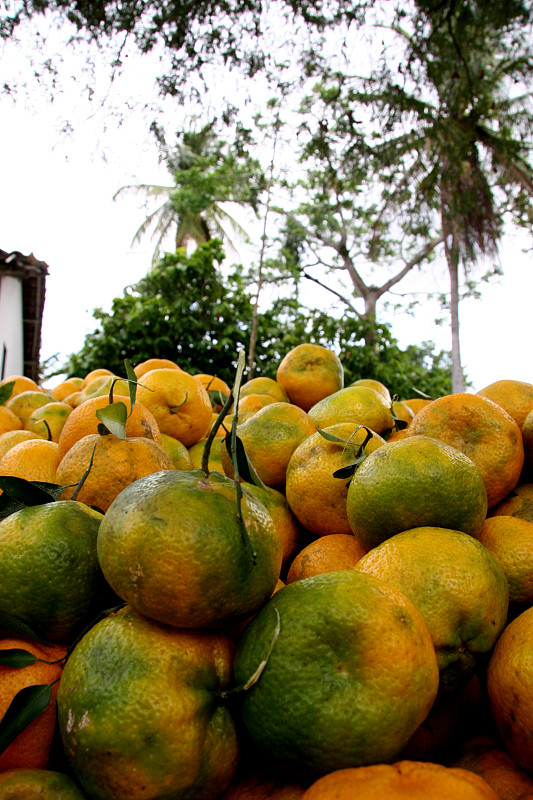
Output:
0 344 532 799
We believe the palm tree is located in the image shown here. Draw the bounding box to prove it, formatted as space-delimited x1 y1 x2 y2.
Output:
114 120 265 265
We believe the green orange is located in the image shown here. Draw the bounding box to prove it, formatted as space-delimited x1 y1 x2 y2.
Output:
346 435 488 551
233 569 439 778
97 469 283 628
57 605 238 800
0 769 88 799
308 386 394 436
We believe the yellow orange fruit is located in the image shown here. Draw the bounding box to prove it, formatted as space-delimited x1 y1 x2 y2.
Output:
285 423 386 537
0 405 23 435
188 436 225 474
57 605 238 800
72 375 130 407
57 433 175 512
356 526 509 692
276 344 344 412
5 391 52 424
346 435 488 551
489 482 533 523
57 394 161 461
136 368 212 447
350 378 392 403
49 377 84 401
240 377 290 403
221 402 316 490
133 358 182 379
159 432 193 470
405 392 524 508
487 607 533 773
193 373 231 411
25 401 72 443
233 570 439 778
308 385 394 436
0 439 60 486
300 761 500 799
0 375 40 402
402 397 432 415
477 379 533 428
0 429 45 460
286 533 367 584
474 515 533 606
80 368 114 388
237 393 278 417
97 469 283 628
0 638 67 771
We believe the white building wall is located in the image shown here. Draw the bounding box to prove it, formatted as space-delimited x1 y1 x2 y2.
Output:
0 274 24 378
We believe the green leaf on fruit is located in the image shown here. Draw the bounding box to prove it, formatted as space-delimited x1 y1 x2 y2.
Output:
124 359 138 414
0 477 63 518
0 683 54 756
0 382 15 405
0 649 38 668
0 612 43 642
95 402 128 439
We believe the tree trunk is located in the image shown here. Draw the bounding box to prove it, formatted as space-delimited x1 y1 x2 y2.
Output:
443 229 464 393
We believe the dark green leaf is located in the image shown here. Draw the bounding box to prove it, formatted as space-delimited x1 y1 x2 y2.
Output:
224 433 266 489
95 402 128 439
0 382 15 405
124 359 138 415
0 476 57 507
0 649 38 668
0 612 43 642
0 683 53 756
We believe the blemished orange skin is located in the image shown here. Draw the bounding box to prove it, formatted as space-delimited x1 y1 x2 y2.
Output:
405 392 524 508
57 394 162 460
5 390 52 424
477 379 533 428
487 607 533 773
453 736 533 800
276 343 344 412
57 433 175 512
0 638 67 771
300 761 501 800
489 482 533 523
286 533 368 584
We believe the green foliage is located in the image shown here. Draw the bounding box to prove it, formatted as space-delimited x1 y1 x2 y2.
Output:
57 241 452 399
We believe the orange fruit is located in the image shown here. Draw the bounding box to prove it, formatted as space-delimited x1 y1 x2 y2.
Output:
285 423 386 537
5 390 52 424
0 375 40 401
276 344 344 412
79 368 114 388
0 638 67 771
300 761 500 799
133 358 182 379
233 570 439 778
57 433 175 512
97 469 283 628
346 435 488 551
0 500 108 643
0 768 87 798
240 377 290 403
0 405 23 435
220 402 316 489
489 482 533 523
49 377 84 401
487 607 533 773
356 526 509 692
453 736 533 800
474 515 533 606
238 393 278 417
136 368 212 447
159 432 193 470
56 394 161 461
402 397 432 415
286 533 367 583
405 392 524 508
57 605 238 800
308 385 394 436
72 375 130 407
0 429 45 460
0 438 60 486
350 378 392 403
477 379 533 428
25 401 72 443
391 399 415 427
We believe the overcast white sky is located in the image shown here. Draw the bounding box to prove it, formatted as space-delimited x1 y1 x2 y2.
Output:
1 12 532 393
